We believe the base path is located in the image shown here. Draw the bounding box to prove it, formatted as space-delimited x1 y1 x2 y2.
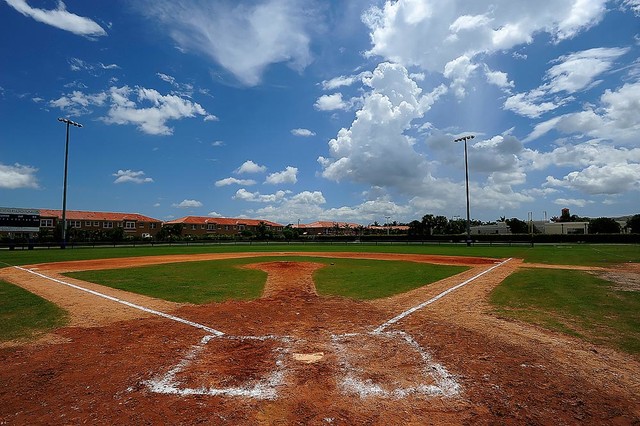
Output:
0 253 638 424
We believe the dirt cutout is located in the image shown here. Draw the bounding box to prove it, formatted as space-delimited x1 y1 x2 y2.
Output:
1 253 639 424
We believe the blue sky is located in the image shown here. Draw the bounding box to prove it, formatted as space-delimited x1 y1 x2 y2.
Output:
1 0 639 225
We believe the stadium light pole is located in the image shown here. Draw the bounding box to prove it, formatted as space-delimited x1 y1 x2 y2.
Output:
58 117 82 249
454 135 474 247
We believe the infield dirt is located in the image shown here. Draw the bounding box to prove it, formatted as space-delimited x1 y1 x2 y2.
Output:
1 252 639 424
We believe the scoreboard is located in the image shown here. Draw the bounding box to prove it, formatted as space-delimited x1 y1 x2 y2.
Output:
0 208 40 232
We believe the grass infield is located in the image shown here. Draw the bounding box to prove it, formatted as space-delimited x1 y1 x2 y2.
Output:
64 257 468 303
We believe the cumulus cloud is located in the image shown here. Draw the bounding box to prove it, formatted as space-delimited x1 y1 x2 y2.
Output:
233 188 288 202
319 62 445 191
314 93 349 111
112 169 154 184
290 128 316 137
0 163 39 189
172 199 203 208
135 0 315 86
5 0 107 37
362 0 607 96
265 166 298 184
545 163 640 195
49 85 216 135
215 177 257 187
235 160 266 174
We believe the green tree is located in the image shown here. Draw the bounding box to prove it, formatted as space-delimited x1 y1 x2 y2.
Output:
408 220 424 236
589 217 621 234
505 217 529 233
627 214 640 233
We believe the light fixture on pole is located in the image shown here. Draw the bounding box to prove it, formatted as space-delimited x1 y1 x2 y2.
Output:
57 117 82 249
385 216 391 236
454 135 474 247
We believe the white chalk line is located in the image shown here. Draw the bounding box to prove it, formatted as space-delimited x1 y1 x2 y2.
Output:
13 257 510 401
374 258 513 333
145 334 293 400
331 330 460 399
13 266 224 336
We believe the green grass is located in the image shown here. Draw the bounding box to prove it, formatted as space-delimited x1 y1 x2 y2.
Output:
490 269 640 355
0 280 68 343
313 258 467 299
64 256 467 303
1 243 638 269
65 258 268 303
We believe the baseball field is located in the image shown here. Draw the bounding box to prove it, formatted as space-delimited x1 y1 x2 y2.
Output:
1 244 639 424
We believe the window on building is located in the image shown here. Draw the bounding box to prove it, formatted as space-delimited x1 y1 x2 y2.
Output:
139 223 145 228
104 222 113 229
117 222 123 228
85 221 92 227
201 225 205 229
71 221 82 228
40 219 53 227
191 224 197 230
150 223 157 229
207 224 215 230
125 222 136 229
93 221 100 227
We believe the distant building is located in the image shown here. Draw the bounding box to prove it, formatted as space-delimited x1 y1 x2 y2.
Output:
470 222 511 235
0 208 163 240
542 222 589 235
166 216 284 237
293 221 362 236
39 209 163 238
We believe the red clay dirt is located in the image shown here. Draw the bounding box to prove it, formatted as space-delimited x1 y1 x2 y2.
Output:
0 252 639 425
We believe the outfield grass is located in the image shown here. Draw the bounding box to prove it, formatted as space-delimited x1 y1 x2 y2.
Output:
1 242 638 268
65 256 468 303
490 269 640 355
0 280 68 343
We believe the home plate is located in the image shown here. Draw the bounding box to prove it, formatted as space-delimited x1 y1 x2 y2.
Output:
293 352 324 363
331 330 460 399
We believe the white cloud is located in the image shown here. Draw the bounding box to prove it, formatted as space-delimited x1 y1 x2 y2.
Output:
5 0 107 37
319 62 445 191
69 58 120 73
113 86 213 135
545 163 640 195
544 47 629 94
156 72 194 96
503 91 562 118
314 93 349 111
233 188 287 202
320 71 373 90
362 0 608 96
215 177 257 187
265 166 298 184
112 169 154 184
553 198 591 207
0 163 39 189
49 85 215 135
505 47 628 118
443 55 478 98
291 128 316 137
208 211 223 217
136 0 315 86
524 82 640 144
172 199 203 208
484 66 514 90
235 160 266 174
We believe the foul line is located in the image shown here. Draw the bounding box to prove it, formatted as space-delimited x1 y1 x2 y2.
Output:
13 266 224 336
374 258 512 333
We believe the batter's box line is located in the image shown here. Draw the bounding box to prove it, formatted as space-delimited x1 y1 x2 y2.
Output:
331 330 461 399
145 334 295 400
